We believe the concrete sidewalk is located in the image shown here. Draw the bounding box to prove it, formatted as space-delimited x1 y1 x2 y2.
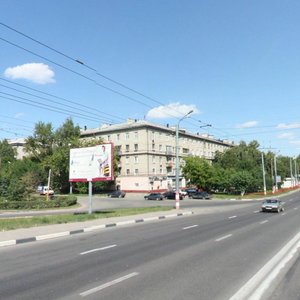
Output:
0 208 195 248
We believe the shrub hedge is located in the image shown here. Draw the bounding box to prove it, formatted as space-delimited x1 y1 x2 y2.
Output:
0 195 77 210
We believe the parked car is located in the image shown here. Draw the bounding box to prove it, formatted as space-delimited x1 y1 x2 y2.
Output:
190 191 211 199
261 199 284 213
186 188 198 197
39 186 54 196
144 193 164 201
108 190 126 198
163 191 183 200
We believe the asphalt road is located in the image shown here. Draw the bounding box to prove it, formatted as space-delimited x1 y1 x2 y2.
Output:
0 192 300 299
0 194 259 218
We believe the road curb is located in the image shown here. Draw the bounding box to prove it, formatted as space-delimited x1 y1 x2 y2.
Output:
0 211 193 248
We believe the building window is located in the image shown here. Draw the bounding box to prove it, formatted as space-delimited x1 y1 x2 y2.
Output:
126 169 130 175
107 135 111 141
126 156 130 164
126 144 130 152
159 144 162 151
126 132 130 140
134 131 138 139
134 144 138 152
134 156 138 163
117 134 120 141
160 168 163 174
152 168 156 174
152 143 155 151
134 169 139 175
152 155 156 163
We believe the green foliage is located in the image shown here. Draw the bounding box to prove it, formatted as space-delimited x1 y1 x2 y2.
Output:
182 156 213 190
0 196 77 210
0 139 16 165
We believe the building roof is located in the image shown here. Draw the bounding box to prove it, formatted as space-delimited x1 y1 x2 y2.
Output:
81 119 234 147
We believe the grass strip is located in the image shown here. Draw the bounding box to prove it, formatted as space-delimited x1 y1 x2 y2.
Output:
0 206 173 231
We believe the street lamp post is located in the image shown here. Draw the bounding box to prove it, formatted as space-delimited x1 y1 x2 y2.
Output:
261 152 267 195
175 110 193 210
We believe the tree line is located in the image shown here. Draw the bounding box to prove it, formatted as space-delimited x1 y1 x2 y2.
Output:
182 140 300 195
0 118 119 200
0 118 299 200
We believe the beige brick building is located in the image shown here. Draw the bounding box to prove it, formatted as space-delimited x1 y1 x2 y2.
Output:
81 119 234 192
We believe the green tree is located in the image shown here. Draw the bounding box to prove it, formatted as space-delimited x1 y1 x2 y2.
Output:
0 139 16 167
182 156 213 190
25 122 55 162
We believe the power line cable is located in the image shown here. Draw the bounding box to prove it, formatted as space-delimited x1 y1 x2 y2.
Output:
0 93 107 123
0 83 117 124
0 77 124 123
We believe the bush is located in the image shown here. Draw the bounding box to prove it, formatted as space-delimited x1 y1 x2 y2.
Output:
0 196 77 210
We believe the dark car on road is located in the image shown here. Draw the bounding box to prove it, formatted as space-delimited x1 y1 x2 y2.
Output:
144 193 164 201
185 188 198 197
163 191 183 200
107 190 126 198
261 199 284 213
190 191 211 199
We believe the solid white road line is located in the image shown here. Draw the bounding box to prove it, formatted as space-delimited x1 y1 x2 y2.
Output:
215 234 232 242
80 272 139 297
228 216 237 219
80 244 117 255
229 231 300 300
183 225 198 230
260 220 269 224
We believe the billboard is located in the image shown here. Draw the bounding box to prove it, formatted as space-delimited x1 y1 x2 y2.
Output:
69 143 114 182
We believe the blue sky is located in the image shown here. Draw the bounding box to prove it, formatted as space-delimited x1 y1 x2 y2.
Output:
1 0 300 156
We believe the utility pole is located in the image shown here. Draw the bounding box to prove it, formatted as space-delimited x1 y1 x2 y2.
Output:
274 154 278 191
261 153 267 195
294 158 298 186
290 157 294 187
175 110 193 210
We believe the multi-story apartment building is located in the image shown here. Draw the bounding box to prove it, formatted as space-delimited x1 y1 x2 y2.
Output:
81 119 234 192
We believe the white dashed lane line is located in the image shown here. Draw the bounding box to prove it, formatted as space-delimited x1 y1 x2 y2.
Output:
183 225 199 230
215 234 232 242
260 220 269 225
253 210 260 213
228 216 237 219
80 244 117 255
80 272 139 297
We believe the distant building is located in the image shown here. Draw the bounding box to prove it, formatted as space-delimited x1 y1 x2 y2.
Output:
8 138 27 159
81 119 234 192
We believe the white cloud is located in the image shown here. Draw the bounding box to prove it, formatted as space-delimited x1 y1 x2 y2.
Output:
4 63 55 84
277 132 295 139
277 122 300 129
290 140 300 146
14 112 25 119
236 120 258 129
146 102 199 119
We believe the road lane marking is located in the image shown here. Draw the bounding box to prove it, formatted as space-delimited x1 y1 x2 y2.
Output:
229 231 300 300
228 216 237 219
215 234 232 242
253 210 260 213
80 244 117 255
294 207 298 210
80 272 139 297
260 220 268 224
281 212 286 216
183 225 198 230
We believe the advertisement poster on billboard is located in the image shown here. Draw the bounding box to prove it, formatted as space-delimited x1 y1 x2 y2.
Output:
69 143 114 182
